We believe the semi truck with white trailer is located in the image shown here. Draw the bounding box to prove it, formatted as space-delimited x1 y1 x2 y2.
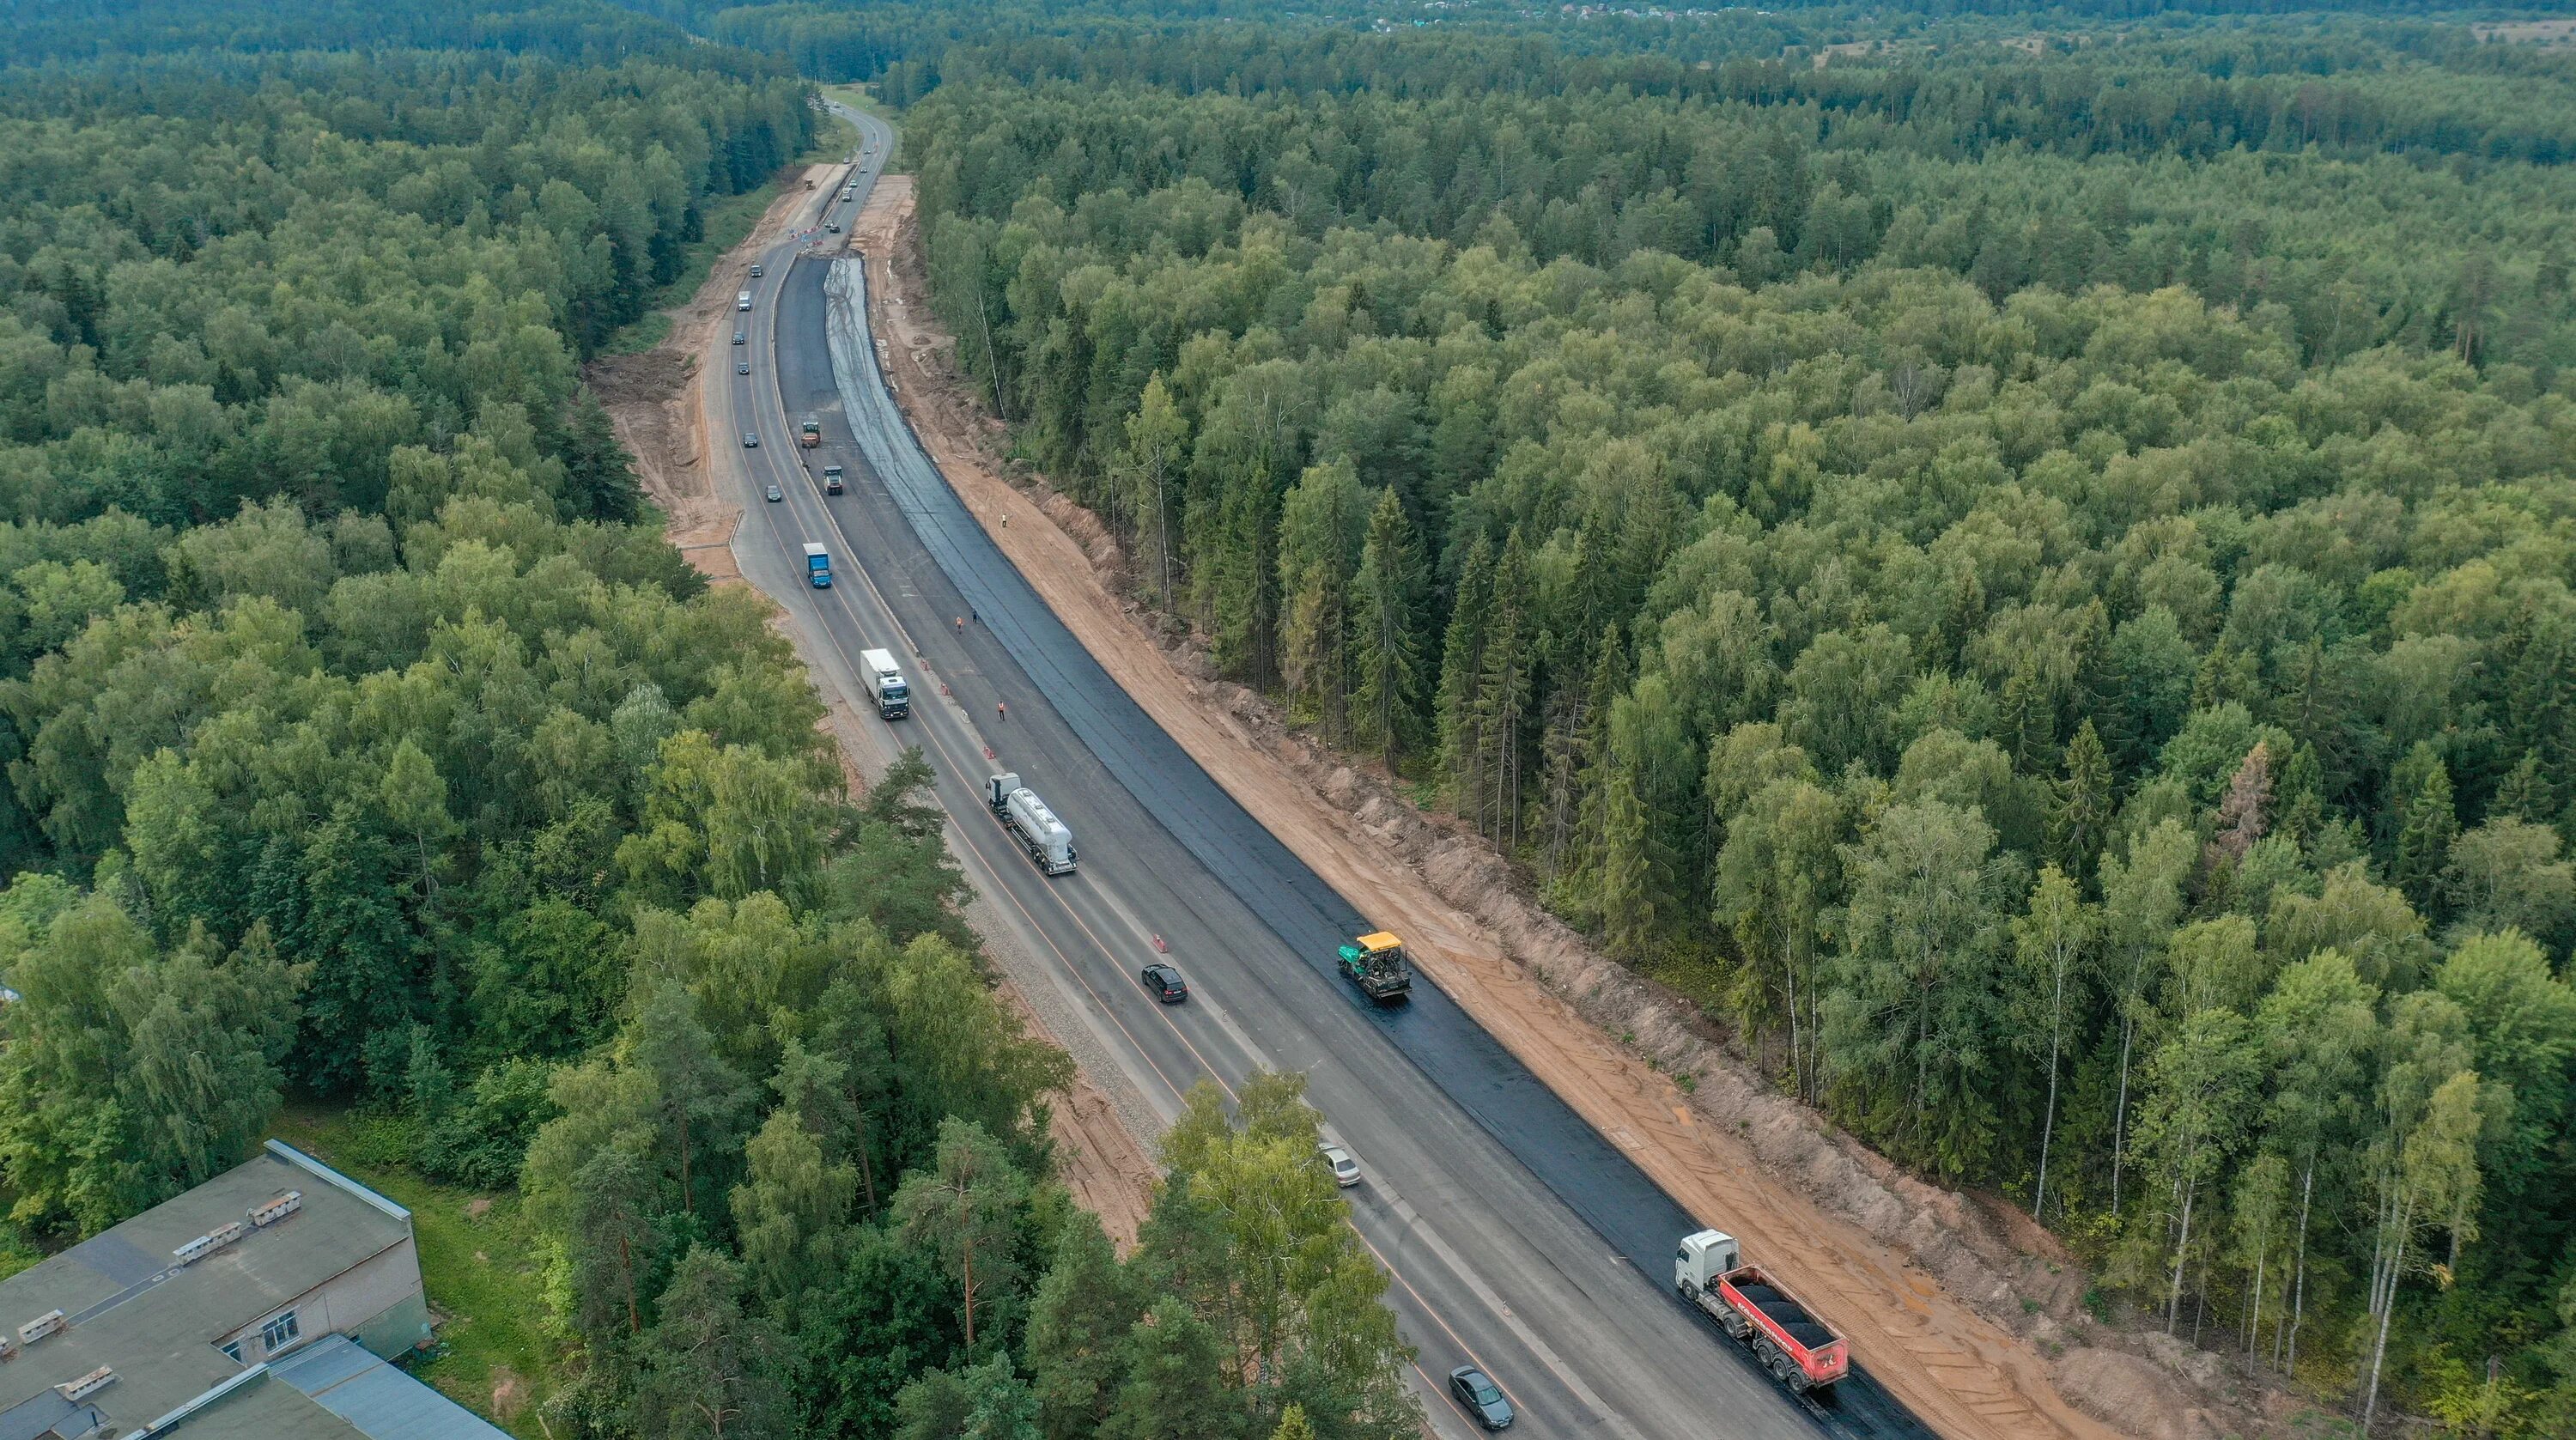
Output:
986 773 1075 874
860 648 909 720
1675 1230 1849 1395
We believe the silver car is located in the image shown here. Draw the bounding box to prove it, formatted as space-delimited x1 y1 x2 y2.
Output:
1318 1143 1359 1188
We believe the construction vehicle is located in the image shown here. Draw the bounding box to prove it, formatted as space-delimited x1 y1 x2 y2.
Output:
803 543 831 589
1336 932 1413 999
860 648 909 720
799 416 821 448
1674 1230 1848 1395
987 773 1075 874
823 464 844 494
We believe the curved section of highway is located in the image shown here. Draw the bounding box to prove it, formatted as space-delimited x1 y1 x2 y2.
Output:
708 99 1932 1440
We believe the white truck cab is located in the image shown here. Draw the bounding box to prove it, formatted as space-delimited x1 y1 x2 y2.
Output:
1675 1230 1740 1291
860 647 909 720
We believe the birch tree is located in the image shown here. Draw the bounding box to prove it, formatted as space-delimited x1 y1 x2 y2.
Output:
2253 950 2378 1376
2099 819 2196 1214
1715 777 1844 1104
2131 1007 2261 1334
2010 865 2094 1219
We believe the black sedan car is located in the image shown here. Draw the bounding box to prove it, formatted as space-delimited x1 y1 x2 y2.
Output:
742 432 758 448
1139 963 1188 1003
1448 1367 1512 1431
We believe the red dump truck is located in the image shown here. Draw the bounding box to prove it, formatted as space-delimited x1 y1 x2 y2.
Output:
1675 1230 1848 1394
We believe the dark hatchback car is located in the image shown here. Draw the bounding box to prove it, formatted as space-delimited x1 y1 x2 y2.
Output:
1139 963 1188 1003
1449 1366 1512 1431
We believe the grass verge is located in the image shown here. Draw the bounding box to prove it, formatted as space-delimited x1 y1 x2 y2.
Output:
823 82 889 120
270 1106 559 1440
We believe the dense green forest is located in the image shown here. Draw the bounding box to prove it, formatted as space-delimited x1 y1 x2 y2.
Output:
889 13 2576 1433
6 0 2574 1434
0 5 1415 1438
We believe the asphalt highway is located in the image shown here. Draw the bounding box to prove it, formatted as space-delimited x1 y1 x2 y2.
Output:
708 100 1935 1440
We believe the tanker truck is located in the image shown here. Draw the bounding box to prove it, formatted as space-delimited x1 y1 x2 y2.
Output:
986 773 1075 874
1674 1230 1848 1396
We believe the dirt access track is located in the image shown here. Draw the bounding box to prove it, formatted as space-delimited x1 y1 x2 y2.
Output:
850 173 2270 1440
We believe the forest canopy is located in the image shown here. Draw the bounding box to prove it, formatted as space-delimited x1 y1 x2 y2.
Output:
888 9 2576 1431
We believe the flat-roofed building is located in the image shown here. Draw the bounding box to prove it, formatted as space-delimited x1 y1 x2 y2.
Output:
0 1140 506 1440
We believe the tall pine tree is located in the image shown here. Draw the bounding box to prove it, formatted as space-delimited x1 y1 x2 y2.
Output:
1349 487 1428 772
1435 535 1497 817
1473 530 1534 846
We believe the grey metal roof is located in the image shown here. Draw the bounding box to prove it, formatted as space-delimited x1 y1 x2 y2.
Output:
0 1392 91 1440
156 1374 376 1439
273 1336 512 1440
0 1146 415 1433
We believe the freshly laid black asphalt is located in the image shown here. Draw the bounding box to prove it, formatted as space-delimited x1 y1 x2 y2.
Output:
726 101 1935 1440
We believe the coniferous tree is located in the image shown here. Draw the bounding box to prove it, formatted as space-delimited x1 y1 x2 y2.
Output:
2050 719 2113 880
1100 1297 1243 1440
1026 1210 1137 1440
562 387 643 525
1598 741 1655 963
623 977 755 1220
1472 530 1533 846
1557 625 1629 914
1998 657 2057 775
633 1246 792 1440
1348 487 1428 773
1121 375 1188 611
894 1119 1030 1352
1434 535 1496 816
2390 744 2460 914
1276 460 1365 740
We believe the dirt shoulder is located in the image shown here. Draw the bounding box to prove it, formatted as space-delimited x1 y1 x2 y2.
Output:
854 178 2287 1440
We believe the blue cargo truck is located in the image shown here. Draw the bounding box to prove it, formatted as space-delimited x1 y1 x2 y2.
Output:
803 543 832 588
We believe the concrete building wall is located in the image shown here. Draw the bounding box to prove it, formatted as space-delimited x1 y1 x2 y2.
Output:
221 1235 428 1364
